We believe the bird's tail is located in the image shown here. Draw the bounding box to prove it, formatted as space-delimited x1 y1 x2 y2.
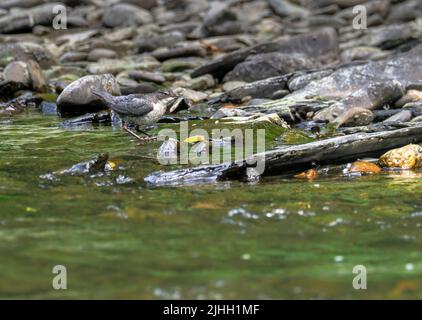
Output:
92 89 114 105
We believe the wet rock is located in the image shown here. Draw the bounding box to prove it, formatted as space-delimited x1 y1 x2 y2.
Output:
3 60 46 91
123 0 157 10
0 42 56 68
173 88 208 103
211 108 247 119
267 0 309 18
383 110 413 123
341 21 422 50
54 153 110 176
182 74 215 91
127 70 166 84
395 90 422 107
40 101 58 116
224 52 315 83
340 46 389 62
287 70 334 92
60 111 111 126
102 3 153 28
162 57 205 72
191 3 243 38
59 52 88 63
87 56 160 74
137 31 185 53
379 144 422 169
314 81 405 122
26 60 46 91
0 3 63 34
346 161 381 174
87 49 118 62
57 74 121 116
387 0 422 23
192 27 338 80
3 61 30 87
294 169 317 179
152 44 207 61
103 27 136 42
222 81 247 92
0 93 42 116
333 107 374 128
120 82 158 95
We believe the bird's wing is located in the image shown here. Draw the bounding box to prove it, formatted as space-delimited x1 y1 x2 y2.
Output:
110 98 154 116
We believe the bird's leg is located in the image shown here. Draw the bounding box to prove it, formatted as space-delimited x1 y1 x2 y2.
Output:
122 123 157 144
135 126 152 137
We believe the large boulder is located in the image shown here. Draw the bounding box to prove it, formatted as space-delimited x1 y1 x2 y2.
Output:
102 3 153 28
57 74 120 116
224 53 315 83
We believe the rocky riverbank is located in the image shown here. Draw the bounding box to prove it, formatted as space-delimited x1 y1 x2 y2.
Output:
1 0 422 185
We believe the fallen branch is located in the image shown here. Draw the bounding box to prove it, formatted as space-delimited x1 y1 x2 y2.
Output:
145 122 422 186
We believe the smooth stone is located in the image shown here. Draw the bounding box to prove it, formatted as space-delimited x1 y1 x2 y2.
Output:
173 87 208 103
379 144 422 169
161 57 205 72
102 3 153 28
59 52 88 63
27 60 46 91
87 56 160 74
3 61 30 86
40 101 58 115
122 0 157 10
57 74 121 116
211 108 247 119
395 90 422 107
346 161 381 174
87 49 118 62
0 42 56 68
182 74 215 91
224 52 315 83
127 70 166 84
222 81 247 92
383 110 413 123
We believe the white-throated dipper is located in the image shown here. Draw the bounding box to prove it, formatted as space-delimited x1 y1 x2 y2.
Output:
92 89 183 141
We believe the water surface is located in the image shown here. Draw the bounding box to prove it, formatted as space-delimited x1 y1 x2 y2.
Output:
1 112 422 299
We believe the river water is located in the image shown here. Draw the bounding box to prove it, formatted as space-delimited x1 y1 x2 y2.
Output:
1 112 422 299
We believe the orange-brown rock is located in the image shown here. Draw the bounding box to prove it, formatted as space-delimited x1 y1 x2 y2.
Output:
348 161 382 174
379 144 422 169
294 168 317 179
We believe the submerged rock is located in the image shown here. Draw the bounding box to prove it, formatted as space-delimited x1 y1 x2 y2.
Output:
345 161 382 174
57 74 121 116
379 144 422 169
294 168 317 179
42 153 111 178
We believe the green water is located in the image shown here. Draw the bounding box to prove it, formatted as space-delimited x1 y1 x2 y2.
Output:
1 112 422 299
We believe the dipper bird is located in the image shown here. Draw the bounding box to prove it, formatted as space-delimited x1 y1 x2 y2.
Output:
92 89 184 141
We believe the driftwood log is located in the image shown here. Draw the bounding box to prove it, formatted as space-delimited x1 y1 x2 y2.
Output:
145 122 422 186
